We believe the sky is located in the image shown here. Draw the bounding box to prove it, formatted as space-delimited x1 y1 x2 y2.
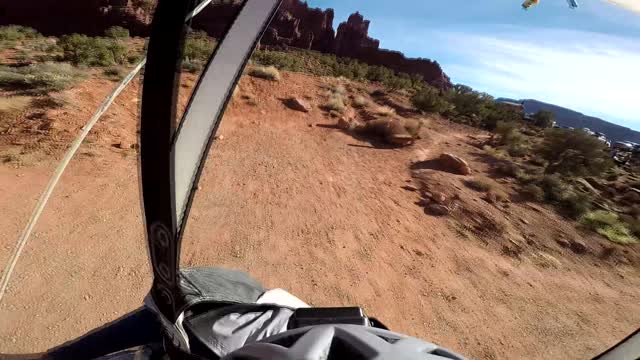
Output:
307 0 640 131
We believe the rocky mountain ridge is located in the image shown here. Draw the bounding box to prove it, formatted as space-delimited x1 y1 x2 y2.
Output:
0 0 452 89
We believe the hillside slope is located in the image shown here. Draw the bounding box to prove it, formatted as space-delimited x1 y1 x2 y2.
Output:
1 71 639 359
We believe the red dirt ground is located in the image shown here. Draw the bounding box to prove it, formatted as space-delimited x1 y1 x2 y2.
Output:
0 71 639 359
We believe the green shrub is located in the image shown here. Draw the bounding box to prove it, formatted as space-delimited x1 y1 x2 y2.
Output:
495 161 521 177
558 191 591 219
447 84 491 117
532 110 555 128
0 62 78 94
248 65 280 81
539 174 569 202
580 211 637 244
539 128 613 177
0 25 40 41
183 31 216 64
521 183 545 201
465 178 494 192
252 49 305 72
58 34 127 66
411 86 451 114
481 102 523 130
103 66 125 80
323 94 346 113
105 26 130 39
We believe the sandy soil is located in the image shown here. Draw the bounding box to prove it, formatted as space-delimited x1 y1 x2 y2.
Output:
0 71 639 359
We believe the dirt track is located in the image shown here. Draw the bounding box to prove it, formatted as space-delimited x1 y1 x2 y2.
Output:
1 71 639 359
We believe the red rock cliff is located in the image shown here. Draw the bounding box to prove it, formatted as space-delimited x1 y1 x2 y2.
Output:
0 0 452 89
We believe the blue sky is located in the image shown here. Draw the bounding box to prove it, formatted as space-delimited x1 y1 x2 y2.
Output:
307 0 640 131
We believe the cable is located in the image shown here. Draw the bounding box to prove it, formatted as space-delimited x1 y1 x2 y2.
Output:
0 0 213 305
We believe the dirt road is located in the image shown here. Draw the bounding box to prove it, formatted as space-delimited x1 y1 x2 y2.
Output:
1 72 639 359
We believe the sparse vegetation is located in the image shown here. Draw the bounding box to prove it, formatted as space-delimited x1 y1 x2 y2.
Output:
248 65 280 81
580 211 637 244
0 96 31 117
532 110 555 128
103 66 125 81
251 48 424 90
0 63 79 94
465 177 494 192
374 105 395 116
521 183 545 201
0 25 41 47
58 34 127 66
352 95 368 108
105 26 130 39
323 94 346 113
182 30 216 70
495 161 521 178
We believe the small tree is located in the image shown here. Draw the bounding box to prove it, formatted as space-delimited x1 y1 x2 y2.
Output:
539 129 613 177
532 110 555 128
411 86 452 114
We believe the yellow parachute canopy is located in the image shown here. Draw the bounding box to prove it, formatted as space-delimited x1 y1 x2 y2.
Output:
522 0 540 9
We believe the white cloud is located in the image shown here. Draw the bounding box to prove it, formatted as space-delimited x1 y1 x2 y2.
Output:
436 29 640 128
605 0 640 14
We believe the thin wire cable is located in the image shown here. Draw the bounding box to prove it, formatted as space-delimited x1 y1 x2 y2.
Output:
0 0 213 305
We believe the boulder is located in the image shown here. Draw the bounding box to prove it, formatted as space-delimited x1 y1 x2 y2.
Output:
285 97 311 112
430 192 447 204
439 153 471 175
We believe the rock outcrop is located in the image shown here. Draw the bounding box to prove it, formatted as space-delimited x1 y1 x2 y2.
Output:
0 0 452 89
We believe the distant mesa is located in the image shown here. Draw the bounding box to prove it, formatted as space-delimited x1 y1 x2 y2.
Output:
0 0 452 90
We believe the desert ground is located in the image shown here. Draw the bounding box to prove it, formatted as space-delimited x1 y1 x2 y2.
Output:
1 70 639 360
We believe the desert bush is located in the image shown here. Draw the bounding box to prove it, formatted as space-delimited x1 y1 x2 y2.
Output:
251 49 421 90
495 161 521 178
539 128 613 177
0 96 31 117
183 31 216 65
0 25 40 42
412 86 451 114
252 49 305 72
103 66 125 80
481 101 523 130
352 95 368 108
482 145 507 159
323 94 346 113
521 183 545 201
0 63 78 94
558 191 591 219
532 110 555 128
447 84 491 117
528 156 548 167
58 34 127 66
248 65 280 81
580 210 637 244
374 105 396 116
105 26 130 39
465 177 494 192
539 174 569 202
627 218 640 238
